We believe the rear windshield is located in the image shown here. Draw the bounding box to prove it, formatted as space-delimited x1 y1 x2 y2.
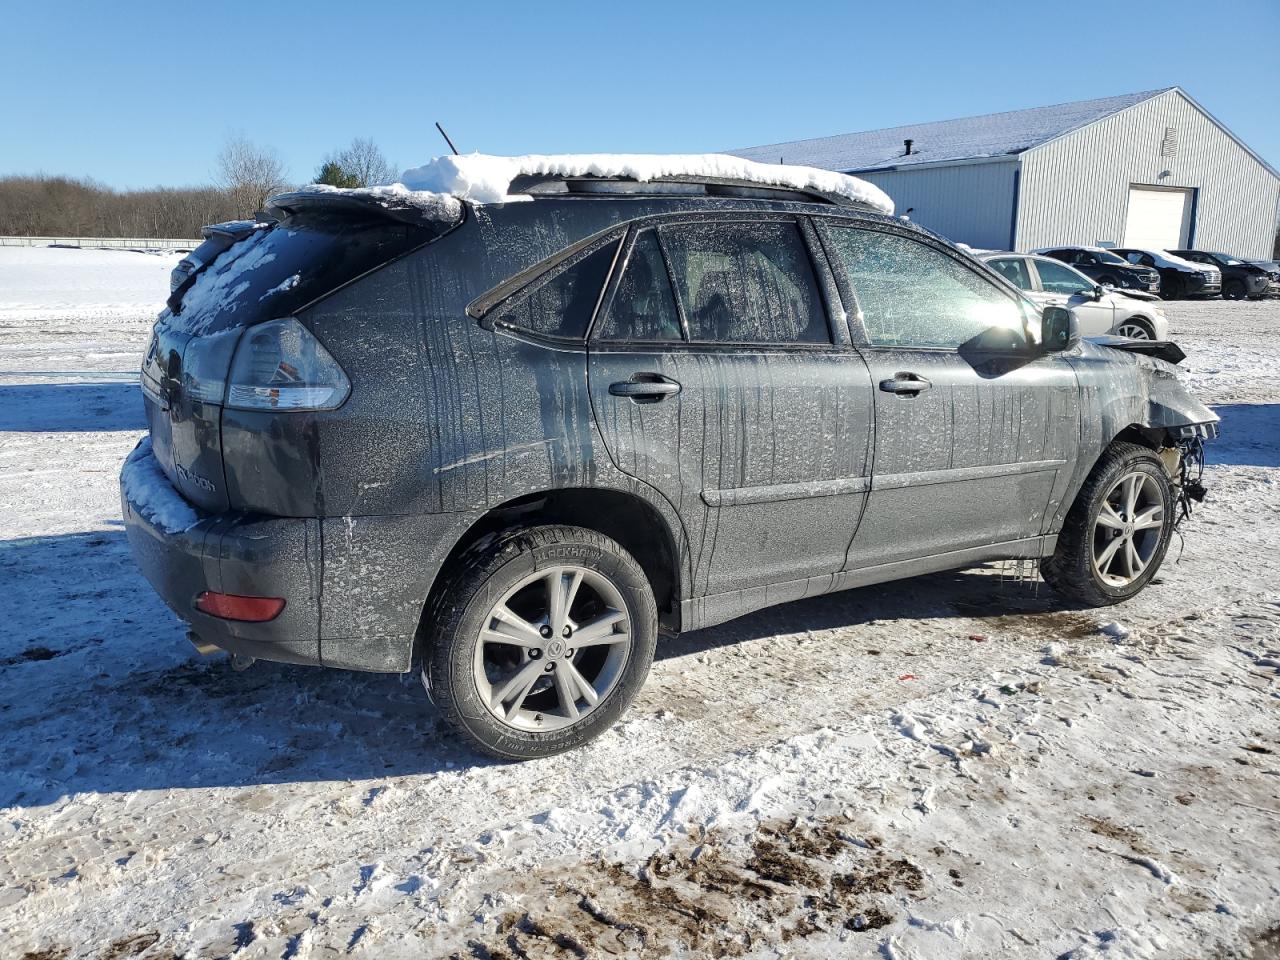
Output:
170 212 441 334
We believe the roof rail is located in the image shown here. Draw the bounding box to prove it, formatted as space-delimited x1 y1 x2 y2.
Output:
508 173 883 212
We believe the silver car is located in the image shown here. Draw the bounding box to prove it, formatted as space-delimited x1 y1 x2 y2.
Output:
983 252 1169 340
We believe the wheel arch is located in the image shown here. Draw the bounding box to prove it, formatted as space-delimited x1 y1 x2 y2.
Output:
414 485 686 661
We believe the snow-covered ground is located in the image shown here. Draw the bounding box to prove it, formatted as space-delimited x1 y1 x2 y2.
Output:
1 247 1277 959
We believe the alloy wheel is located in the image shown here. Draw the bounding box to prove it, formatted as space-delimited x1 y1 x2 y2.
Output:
1091 471 1165 587
1116 321 1152 340
472 565 631 732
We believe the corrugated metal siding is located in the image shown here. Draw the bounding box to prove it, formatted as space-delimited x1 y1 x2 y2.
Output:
1017 89 1280 258
860 160 1018 250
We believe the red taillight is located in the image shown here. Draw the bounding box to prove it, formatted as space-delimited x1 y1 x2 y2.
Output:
195 592 286 622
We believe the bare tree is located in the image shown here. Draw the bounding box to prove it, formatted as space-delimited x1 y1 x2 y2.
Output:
215 136 288 217
329 137 397 187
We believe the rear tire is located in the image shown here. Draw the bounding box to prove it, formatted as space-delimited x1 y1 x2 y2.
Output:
1042 443 1175 607
423 524 657 760
1223 278 1246 300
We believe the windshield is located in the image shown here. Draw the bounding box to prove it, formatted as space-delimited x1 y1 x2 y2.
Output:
1094 249 1128 265
1207 252 1243 266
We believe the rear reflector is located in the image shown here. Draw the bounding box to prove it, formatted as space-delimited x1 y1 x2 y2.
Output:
196 591 286 622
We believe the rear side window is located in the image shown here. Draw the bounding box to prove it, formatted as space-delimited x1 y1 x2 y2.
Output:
495 239 620 340
594 230 682 342
988 257 1031 290
825 227 1025 350
660 221 830 345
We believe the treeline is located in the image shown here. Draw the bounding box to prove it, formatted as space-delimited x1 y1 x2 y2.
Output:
0 176 241 238
0 136 397 240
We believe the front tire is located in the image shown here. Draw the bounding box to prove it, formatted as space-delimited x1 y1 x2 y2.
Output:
1042 443 1175 607
1116 317 1154 340
424 525 657 759
1223 278 1247 300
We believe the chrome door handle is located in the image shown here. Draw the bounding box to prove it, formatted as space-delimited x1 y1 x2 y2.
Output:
609 375 682 401
879 373 932 395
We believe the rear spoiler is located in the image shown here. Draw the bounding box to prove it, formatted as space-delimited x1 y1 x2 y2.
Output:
264 188 463 230
1085 335 1186 365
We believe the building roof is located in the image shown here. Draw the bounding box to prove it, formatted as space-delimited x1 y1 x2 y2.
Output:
729 89 1175 173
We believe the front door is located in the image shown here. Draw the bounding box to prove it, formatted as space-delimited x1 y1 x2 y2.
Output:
588 217 875 599
817 223 1079 569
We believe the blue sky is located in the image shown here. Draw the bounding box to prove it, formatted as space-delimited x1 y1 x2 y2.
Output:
3 0 1277 189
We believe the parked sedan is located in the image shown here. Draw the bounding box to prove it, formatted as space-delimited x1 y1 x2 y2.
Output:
983 252 1169 340
1033 246 1161 294
1169 249 1277 300
1112 248 1221 299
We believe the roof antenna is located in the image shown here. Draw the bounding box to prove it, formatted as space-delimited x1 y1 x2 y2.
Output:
435 122 460 156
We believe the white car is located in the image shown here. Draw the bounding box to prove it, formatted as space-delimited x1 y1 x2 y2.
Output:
981 252 1169 340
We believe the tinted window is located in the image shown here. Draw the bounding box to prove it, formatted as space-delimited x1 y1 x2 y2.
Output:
988 257 1032 290
660 221 830 344
1035 259 1093 295
594 230 682 341
496 239 620 340
826 227 1025 350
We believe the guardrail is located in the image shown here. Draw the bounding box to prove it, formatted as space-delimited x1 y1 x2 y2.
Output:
0 236 201 252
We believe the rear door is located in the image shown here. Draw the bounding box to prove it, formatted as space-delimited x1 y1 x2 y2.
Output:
587 216 875 598
817 223 1079 568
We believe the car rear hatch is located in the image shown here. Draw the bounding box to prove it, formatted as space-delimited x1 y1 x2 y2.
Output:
140 190 462 513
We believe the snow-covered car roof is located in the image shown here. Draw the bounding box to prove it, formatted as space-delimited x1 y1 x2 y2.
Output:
1031 244 1124 256
399 153 894 214
275 153 895 218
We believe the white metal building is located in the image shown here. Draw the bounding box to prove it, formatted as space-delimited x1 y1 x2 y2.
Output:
731 88 1280 258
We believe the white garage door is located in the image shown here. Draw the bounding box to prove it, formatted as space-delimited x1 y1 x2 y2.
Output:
1123 185 1193 249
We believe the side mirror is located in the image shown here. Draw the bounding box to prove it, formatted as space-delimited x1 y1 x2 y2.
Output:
1041 306 1079 352
1092 284 1105 300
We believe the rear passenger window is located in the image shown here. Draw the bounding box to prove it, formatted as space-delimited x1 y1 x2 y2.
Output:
594 230 682 341
495 239 620 340
989 257 1032 290
660 221 830 345
825 227 1026 350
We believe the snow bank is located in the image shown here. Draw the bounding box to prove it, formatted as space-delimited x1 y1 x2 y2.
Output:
0 246 179 314
398 153 895 215
120 437 199 534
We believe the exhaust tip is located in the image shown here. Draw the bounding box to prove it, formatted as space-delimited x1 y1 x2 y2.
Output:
186 630 221 656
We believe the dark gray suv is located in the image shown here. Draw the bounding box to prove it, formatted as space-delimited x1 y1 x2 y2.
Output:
122 157 1218 758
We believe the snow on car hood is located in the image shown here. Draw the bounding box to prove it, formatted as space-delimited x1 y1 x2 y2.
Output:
397 153 895 215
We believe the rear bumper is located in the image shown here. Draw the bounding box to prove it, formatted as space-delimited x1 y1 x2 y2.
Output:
121 442 326 667
121 438 475 673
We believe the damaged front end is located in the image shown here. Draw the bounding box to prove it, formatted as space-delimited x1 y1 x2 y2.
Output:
1160 436 1209 528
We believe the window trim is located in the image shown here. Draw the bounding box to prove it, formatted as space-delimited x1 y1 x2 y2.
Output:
588 213 847 352
811 217 1036 355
